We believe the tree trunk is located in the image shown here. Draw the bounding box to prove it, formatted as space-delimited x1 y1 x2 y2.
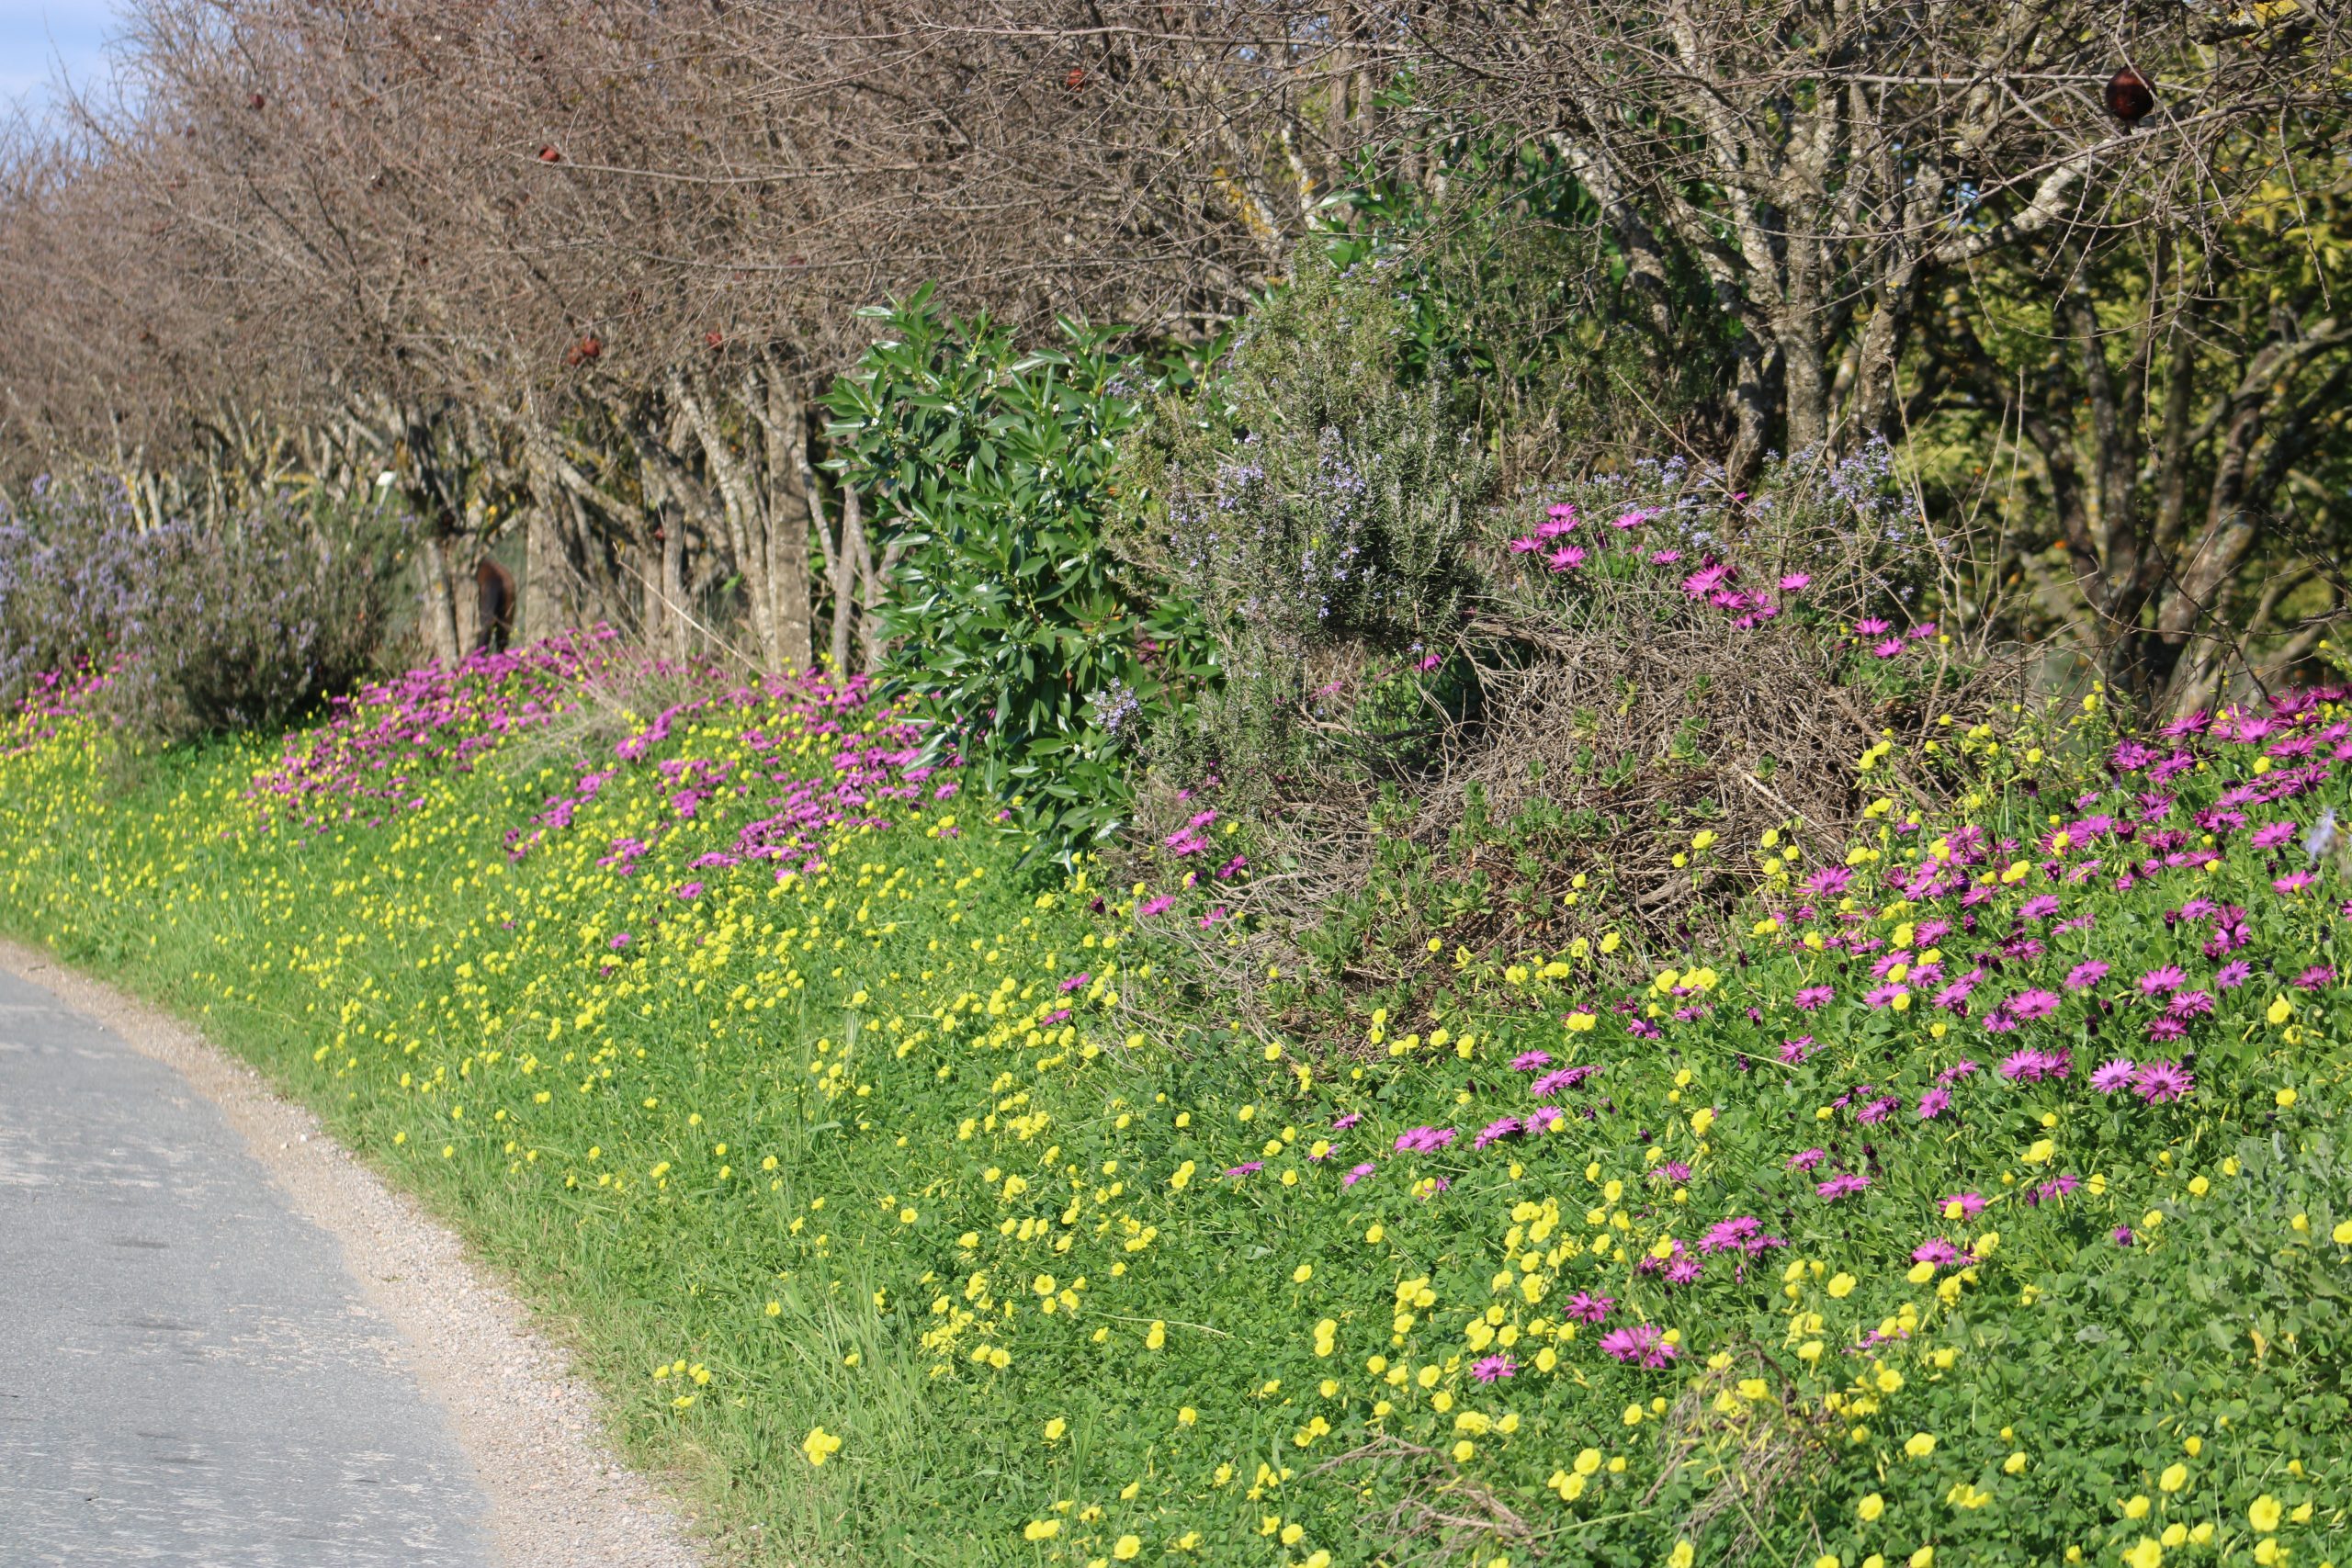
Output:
757 363 815 672
419 527 464 664
830 482 861 675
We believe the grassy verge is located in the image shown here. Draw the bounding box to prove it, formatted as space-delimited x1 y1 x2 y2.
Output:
2 648 2347 1568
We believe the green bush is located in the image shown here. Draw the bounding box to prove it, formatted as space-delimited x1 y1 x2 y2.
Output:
1123 260 1498 807
825 289 1211 861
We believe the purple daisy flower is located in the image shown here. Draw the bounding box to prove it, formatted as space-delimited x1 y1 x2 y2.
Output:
2089 1057 2138 1094
2009 989 2062 1021
2132 1061 2194 1103
1566 1292 1614 1324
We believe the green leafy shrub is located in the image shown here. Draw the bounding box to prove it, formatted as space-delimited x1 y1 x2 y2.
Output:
825 289 1210 860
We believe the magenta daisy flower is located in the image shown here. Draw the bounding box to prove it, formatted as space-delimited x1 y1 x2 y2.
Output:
2139 964 2187 997
1470 1354 1518 1382
2064 960 2109 991
2090 1057 2137 1093
2132 1060 2194 1103
2009 988 2062 1021
1566 1292 1614 1324
1511 1050 1554 1071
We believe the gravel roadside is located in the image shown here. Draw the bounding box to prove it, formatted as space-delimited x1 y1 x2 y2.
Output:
0 940 707 1568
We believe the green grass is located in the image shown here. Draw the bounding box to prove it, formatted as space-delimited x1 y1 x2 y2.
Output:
1 669 2347 1568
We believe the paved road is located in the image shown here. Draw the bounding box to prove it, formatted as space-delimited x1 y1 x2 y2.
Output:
0 965 492 1567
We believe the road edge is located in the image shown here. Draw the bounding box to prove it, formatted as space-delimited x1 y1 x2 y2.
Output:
0 938 707 1568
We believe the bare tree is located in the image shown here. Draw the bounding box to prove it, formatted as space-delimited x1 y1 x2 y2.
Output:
1397 2 2351 479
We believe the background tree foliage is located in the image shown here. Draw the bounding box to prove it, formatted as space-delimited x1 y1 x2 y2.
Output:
0 0 2346 735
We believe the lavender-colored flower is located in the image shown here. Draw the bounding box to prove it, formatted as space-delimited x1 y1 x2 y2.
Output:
2132 1061 2194 1103
2089 1057 2138 1094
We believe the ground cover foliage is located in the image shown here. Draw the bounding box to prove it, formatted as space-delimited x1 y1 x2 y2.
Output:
2 636 2349 1567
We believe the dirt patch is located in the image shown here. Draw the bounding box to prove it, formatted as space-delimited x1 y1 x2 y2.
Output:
0 939 707 1568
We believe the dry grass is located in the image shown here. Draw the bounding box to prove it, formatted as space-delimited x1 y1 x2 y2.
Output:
1121 493 2026 1040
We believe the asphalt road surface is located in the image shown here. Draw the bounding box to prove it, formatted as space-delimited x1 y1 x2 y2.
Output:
0 964 492 1567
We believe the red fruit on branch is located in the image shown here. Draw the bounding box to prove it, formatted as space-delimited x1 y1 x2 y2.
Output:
2105 67 2155 124
705 330 725 349
564 336 602 367
538 145 562 163
1063 66 1087 91
248 92 266 110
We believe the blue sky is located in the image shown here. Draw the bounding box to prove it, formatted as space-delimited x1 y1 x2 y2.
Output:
2 1 127 119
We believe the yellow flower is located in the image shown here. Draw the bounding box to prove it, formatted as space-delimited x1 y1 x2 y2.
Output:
800 1427 842 1467
1112 1535 1142 1561
2159 1463 2187 1493
1859 1493 1885 1522
1044 1417 1067 1442
1904 1432 1936 1459
1908 1549 1933 1568
1827 1273 1857 1299
2124 1539 2163 1568
1667 1542 1695 1568
2248 1495 2282 1533
1023 1519 1061 1541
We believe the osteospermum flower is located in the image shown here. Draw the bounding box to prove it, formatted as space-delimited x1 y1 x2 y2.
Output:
1511 1050 1554 1071
2089 1057 2138 1094
2140 964 2187 997
1566 1292 1615 1324
1816 1172 1871 1201
2009 988 2062 1021
1600 1324 1678 1368
2064 960 2109 991
1471 1117 1522 1150
1470 1354 1517 1382
1532 1066 1600 1096
2132 1061 2195 1103
1792 985 1835 1010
